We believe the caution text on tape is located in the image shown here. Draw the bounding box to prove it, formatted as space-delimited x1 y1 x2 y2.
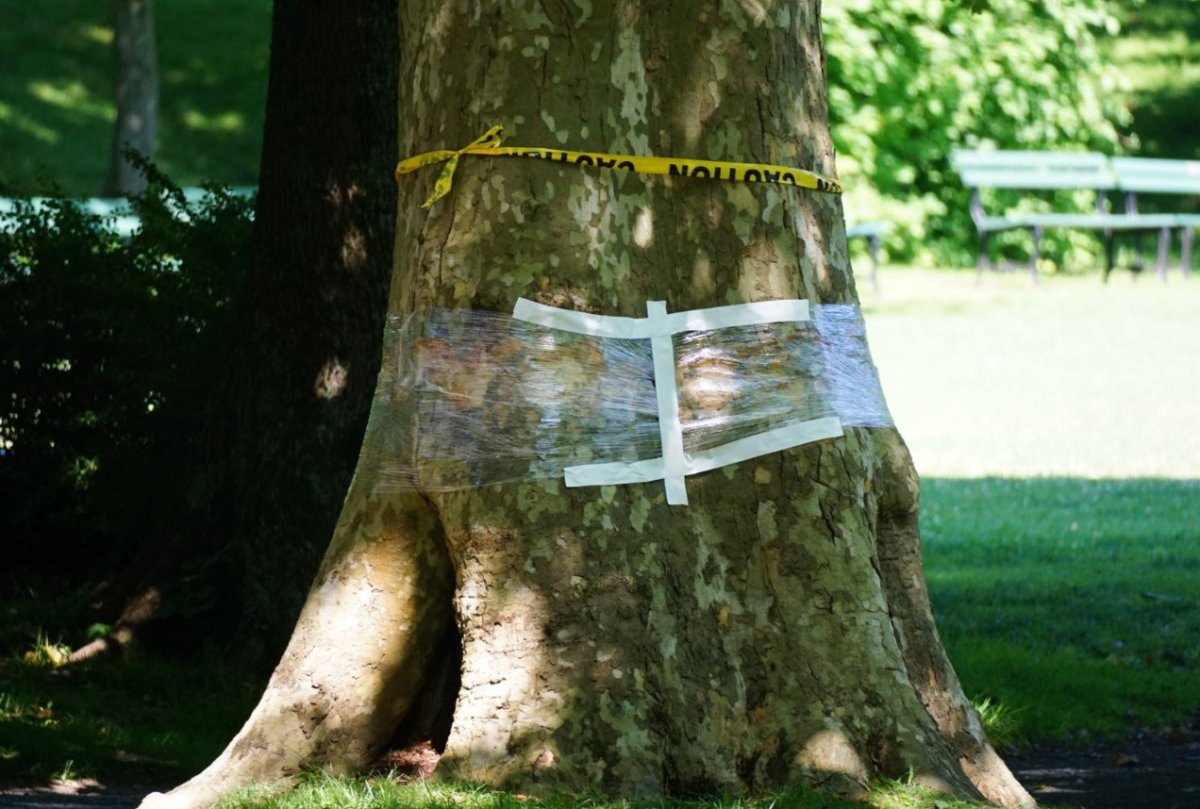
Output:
395 125 843 208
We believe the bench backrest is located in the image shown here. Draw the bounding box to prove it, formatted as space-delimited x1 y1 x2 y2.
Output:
952 150 1115 191
1111 157 1200 195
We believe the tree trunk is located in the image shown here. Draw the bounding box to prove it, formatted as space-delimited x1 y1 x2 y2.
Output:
104 0 158 196
143 2 1034 807
79 0 400 666
223 0 401 661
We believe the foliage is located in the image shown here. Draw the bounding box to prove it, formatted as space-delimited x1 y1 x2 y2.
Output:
0 0 271 196
825 0 1130 266
0 169 252 579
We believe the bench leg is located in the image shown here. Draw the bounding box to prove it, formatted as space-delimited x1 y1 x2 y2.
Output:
1133 232 1145 275
1183 227 1194 280
975 232 991 284
1029 225 1042 284
1104 231 1115 282
1156 227 1170 281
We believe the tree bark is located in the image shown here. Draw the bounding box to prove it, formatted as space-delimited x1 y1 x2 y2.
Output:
222 0 401 661
144 2 1034 807
104 0 158 196
79 0 401 666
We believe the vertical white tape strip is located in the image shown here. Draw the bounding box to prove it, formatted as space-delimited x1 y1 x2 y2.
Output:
647 301 688 505
511 297 825 506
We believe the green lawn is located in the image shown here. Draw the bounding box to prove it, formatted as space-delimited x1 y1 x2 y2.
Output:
0 0 271 195
862 267 1200 743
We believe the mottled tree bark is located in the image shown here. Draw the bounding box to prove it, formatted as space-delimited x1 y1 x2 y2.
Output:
104 0 158 196
143 3 1034 808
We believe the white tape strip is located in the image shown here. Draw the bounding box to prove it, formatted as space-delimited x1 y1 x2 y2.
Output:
665 298 810 332
512 297 809 338
564 416 845 488
511 299 650 338
511 297 831 506
646 301 688 504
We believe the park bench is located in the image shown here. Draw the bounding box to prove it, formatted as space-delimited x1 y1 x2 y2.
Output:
1111 157 1200 279
952 150 1197 281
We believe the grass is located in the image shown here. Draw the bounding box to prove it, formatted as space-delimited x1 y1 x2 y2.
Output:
0 612 261 784
0 0 271 196
860 268 1200 743
213 775 994 809
861 267 1200 480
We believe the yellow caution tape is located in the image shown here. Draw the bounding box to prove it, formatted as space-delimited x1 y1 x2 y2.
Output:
396 125 842 208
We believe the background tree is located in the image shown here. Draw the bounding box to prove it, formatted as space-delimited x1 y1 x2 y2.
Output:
143 3 1033 808
76 0 400 664
220 0 400 661
104 0 158 195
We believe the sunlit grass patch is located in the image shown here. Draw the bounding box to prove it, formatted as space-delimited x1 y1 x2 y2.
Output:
213 777 1005 809
862 269 1200 480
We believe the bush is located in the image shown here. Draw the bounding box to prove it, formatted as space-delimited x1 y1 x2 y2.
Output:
825 0 1130 267
0 173 252 579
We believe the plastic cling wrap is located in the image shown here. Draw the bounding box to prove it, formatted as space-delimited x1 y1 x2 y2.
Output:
361 302 891 496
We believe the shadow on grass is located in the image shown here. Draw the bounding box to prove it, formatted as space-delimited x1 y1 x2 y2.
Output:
921 476 1200 743
2 476 1195 787
0 650 261 786
1116 1 1200 163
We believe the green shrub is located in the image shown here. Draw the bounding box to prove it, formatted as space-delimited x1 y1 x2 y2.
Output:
825 0 1130 267
0 171 252 578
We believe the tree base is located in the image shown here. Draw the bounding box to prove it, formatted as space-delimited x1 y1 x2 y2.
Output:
143 431 1032 809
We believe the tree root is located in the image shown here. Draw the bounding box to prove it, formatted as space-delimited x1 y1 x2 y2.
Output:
872 429 1036 808
137 488 453 809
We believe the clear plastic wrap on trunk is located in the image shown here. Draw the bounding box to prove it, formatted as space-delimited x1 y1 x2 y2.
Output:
360 302 890 495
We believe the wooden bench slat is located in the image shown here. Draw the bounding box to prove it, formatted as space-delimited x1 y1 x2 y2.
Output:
958 170 1115 190
953 149 1199 281
952 150 1109 169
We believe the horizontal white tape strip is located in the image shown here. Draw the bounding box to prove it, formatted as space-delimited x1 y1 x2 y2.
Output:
512 297 810 338
513 296 822 504
563 416 844 488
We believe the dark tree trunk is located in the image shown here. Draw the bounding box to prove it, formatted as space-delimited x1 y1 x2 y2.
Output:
223 0 401 661
104 0 158 196
76 0 400 666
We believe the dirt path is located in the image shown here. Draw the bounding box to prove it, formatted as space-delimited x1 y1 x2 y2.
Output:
0 781 162 809
1009 738 1200 808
